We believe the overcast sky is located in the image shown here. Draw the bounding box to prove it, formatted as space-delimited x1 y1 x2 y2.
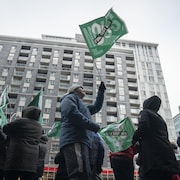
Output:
0 0 180 116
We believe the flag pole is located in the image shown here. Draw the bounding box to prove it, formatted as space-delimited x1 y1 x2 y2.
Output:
94 60 102 82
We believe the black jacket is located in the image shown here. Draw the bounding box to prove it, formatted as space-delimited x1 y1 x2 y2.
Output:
132 96 179 175
0 128 7 170
3 106 42 172
35 135 48 177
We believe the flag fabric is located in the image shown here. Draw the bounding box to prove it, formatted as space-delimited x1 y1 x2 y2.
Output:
98 117 135 152
0 86 9 109
79 8 128 59
28 89 43 124
0 109 8 128
0 86 9 127
47 121 61 137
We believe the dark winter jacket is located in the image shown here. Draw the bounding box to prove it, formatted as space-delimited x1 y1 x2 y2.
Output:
59 86 105 149
0 128 7 170
132 96 179 175
35 135 48 177
3 106 42 173
54 151 68 180
90 132 104 174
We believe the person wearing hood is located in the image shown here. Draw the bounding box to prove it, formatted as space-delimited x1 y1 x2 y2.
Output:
59 81 106 180
132 95 180 180
33 132 48 180
3 106 42 180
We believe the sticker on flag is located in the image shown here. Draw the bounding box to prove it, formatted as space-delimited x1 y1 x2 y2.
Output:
79 8 128 59
98 117 135 152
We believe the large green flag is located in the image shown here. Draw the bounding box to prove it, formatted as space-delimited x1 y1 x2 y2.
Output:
47 121 61 137
79 8 128 59
0 86 9 127
28 89 43 124
98 117 135 152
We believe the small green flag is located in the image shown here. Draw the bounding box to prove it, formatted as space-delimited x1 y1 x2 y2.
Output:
0 109 8 128
0 86 9 109
98 117 135 152
28 89 43 124
47 121 61 137
0 86 9 128
79 8 128 59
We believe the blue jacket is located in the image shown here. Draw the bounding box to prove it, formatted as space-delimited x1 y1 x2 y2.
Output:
59 88 104 149
90 132 104 174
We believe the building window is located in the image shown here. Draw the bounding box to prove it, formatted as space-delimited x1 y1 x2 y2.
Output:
95 113 102 124
64 49 73 54
51 143 59 152
52 57 58 65
19 96 26 106
26 70 32 78
148 46 153 56
32 48 38 55
54 50 59 57
49 156 54 165
0 45 3 52
30 55 36 62
7 53 15 61
21 46 31 50
2 68 8 77
45 98 52 108
23 83 30 88
129 43 135 48
22 87 28 92
119 104 126 114
43 47 52 52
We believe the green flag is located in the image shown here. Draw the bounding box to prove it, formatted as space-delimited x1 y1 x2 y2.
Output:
79 8 128 59
98 117 135 152
28 89 43 124
47 121 61 137
0 86 9 109
0 109 8 128
0 86 9 127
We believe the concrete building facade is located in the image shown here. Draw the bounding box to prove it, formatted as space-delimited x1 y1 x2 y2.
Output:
0 34 176 168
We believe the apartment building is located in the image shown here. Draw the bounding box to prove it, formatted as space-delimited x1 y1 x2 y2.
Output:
0 33 175 168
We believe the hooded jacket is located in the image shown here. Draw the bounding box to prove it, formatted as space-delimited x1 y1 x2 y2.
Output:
3 106 42 173
132 96 179 175
59 84 105 149
35 134 48 177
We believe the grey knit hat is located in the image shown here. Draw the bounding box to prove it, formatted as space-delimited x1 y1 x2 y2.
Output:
67 85 83 94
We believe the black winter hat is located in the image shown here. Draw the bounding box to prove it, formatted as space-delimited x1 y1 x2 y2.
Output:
22 106 41 121
143 95 161 112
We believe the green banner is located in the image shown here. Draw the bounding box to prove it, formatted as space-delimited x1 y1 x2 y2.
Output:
79 8 128 59
47 121 61 137
98 117 135 152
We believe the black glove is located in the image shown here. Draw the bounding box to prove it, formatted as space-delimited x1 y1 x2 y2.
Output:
99 81 106 92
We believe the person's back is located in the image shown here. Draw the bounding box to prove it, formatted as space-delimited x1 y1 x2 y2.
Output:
33 134 48 180
132 96 180 180
3 106 42 180
109 145 137 180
